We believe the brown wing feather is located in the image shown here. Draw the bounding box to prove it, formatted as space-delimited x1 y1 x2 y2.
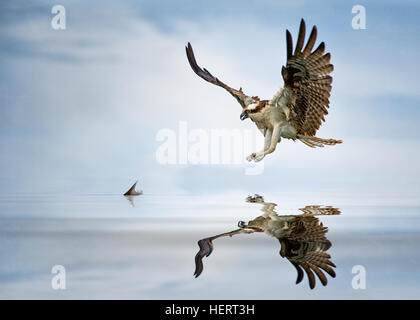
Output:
278 216 337 289
186 42 250 109
282 19 334 136
193 228 256 278
194 238 214 278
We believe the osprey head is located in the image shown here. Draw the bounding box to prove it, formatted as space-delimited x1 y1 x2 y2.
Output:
238 219 264 232
240 96 260 121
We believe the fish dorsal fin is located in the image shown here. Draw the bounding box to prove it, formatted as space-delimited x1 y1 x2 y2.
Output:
124 181 142 196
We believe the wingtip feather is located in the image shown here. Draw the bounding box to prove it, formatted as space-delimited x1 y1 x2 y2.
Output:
286 30 293 59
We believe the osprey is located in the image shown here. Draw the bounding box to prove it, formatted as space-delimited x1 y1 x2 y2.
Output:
194 194 340 289
186 19 342 162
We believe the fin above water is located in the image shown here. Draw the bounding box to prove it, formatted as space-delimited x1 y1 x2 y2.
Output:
124 181 143 196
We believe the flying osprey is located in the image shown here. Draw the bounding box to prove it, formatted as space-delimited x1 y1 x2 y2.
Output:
186 19 342 162
194 194 340 289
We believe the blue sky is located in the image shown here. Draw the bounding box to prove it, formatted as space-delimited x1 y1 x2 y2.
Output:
0 0 419 202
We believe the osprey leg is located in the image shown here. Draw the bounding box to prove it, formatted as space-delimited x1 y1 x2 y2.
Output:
247 126 281 162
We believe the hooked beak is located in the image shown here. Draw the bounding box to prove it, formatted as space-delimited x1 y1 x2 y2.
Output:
240 111 249 121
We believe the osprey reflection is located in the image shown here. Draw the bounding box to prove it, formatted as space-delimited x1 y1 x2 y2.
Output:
194 195 341 289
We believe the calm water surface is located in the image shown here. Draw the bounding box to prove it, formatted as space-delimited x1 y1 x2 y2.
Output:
1 194 419 299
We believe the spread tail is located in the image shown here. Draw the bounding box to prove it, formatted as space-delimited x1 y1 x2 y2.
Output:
299 205 341 216
298 135 342 148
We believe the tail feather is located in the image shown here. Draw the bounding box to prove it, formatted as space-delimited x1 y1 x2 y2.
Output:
299 205 341 216
298 135 342 148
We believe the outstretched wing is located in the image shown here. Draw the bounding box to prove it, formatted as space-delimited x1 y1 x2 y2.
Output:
279 19 334 136
194 228 257 278
186 43 251 109
194 238 214 278
278 216 336 289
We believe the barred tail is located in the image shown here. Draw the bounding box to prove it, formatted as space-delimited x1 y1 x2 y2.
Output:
298 135 342 148
299 205 341 216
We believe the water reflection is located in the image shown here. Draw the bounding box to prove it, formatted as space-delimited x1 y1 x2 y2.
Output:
194 194 341 289
125 195 136 207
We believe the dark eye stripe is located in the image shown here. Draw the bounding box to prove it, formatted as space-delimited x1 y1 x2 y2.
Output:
248 100 268 113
